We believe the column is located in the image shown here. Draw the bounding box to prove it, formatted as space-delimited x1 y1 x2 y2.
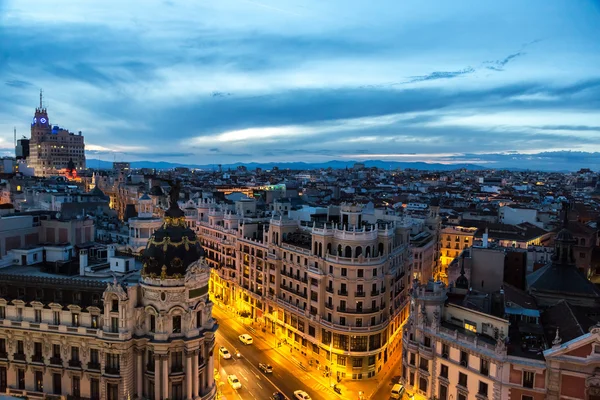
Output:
136 350 143 398
207 349 214 390
192 351 199 398
162 355 169 400
154 355 161 400
186 354 193 400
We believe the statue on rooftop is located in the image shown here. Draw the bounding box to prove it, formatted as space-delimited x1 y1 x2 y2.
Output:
167 179 182 209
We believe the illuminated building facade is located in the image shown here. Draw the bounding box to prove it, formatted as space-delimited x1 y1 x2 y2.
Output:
438 226 476 283
0 198 217 400
201 202 412 380
28 93 86 177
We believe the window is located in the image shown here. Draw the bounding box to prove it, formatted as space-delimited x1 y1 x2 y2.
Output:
111 299 119 312
71 346 80 362
419 377 428 392
337 355 346 366
352 357 363 368
107 383 119 400
340 317 346 326
35 370 43 392
458 394 466 400
72 313 80 327
358 269 363 278
150 315 156 332
460 351 469 367
111 317 119 333
106 353 120 372
308 325 315 337
409 352 415 365
35 309 42 323
521 396 534 400
464 320 477 332
91 379 100 400
0 307 4 319
409 372 415 386
523 371 534 388
17 340 24 355
53 311 61 325
438 384 448 400
580 252 586 259
440 364 448 378
478 381 488 397
197 311 202 329
72 376 80 398
442 343 449 358
458 372 467 388
17 369 25 390
368 355 375 366
173 316 182 333
172 351 183 372
16 308 22 321
356 318 362 327
424 336 431 348
341 268 347 277
172 382 183 400
90 349 99 364
53 373 62 395
419 357 428 371
91 315 99 328
350 336 368 351
372 268 377 277
480 359 489 376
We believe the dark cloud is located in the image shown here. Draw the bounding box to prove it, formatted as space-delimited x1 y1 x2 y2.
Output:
484 52 524 71
5 80 33 88
405 67 475 83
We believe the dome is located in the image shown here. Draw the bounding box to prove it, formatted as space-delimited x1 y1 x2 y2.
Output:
555 228 575 243
141 182 204 279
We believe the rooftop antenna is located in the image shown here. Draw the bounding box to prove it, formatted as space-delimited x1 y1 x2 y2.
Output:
39 89 43 109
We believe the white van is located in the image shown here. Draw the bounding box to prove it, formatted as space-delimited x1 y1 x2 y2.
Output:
390 384 405 399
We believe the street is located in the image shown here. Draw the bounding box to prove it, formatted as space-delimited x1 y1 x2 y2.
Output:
214 306 338 400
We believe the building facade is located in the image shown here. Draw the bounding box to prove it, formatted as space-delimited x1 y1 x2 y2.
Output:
202 202 412 380
0 197 217 400
28 94 86 177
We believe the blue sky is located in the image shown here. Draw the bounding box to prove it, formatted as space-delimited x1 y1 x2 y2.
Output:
1 0 600 169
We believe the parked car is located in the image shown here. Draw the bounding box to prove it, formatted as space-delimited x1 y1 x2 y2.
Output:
239 334 253 345
258 363 273 373
390 383 405 399
294 390 312 400
227 374 242 390
219 346 231 359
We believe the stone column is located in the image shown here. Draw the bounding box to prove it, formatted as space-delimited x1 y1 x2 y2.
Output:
162 355 169 400
136 350 143 398
192 351 199 398
207 348 215 391
186 353 193 400
154 355 161 400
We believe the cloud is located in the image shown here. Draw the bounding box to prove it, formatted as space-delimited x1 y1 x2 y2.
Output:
5 80 33 88
405 67 476 83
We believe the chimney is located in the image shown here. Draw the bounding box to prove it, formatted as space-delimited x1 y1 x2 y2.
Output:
483 227 489 248
79 249 88 276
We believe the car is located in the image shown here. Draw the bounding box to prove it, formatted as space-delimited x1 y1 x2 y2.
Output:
219 346 232 359
270 393 284 400
258 363 273 373
227 374 242 390
293 390 311 400
239 334 253 345
390 383 406 399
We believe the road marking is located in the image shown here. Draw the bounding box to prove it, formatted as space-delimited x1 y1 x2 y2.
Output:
257 382 263 389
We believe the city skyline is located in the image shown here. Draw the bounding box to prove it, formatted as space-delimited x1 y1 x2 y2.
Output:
1 0 600 169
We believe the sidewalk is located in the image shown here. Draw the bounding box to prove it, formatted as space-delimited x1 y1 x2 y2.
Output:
215 301 403 400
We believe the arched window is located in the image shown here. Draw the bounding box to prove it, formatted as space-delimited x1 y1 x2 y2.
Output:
345 246 352 258
366 246 371 258
314 241 318 255
338 245 343 256
318 242 323 257
327 243 332 255
355 246 363 258
378 243 384 256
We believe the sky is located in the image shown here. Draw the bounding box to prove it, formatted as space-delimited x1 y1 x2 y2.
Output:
1 0 600 170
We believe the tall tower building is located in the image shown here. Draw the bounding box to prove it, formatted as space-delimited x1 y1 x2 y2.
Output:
28 91 86 177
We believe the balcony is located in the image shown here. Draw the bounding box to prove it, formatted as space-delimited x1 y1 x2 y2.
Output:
280 284 307 299
171 365 184 374
355 291 366 298
146 363 155 373
104 367 120 376
371 290 380 296
325 287 334 294
338 290 348 296
50 356 63 365
337 306 380 314
32 355 44 363
13 353 26 362
87 361 101 370
0 351 7 359
325 303 334 310
68 359 82 368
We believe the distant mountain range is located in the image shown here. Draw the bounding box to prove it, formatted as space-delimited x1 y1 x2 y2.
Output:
86 159 489 172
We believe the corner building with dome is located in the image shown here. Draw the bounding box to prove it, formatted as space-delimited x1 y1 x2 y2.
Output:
0 194 217 400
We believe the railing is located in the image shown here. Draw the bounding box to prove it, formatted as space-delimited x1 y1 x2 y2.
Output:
171 365 184 373
326 287 334 294
280 284 307 299
371 290 380 296
69 359 82 368
338 290 348 296
32 355 44 363
13 353 26 361
355 292 366 297
325 303 334 310
146 363 155 372
0 352 7 359
104 366 120 376
50 356 63 365
87 361 101 370
337 306 380 314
